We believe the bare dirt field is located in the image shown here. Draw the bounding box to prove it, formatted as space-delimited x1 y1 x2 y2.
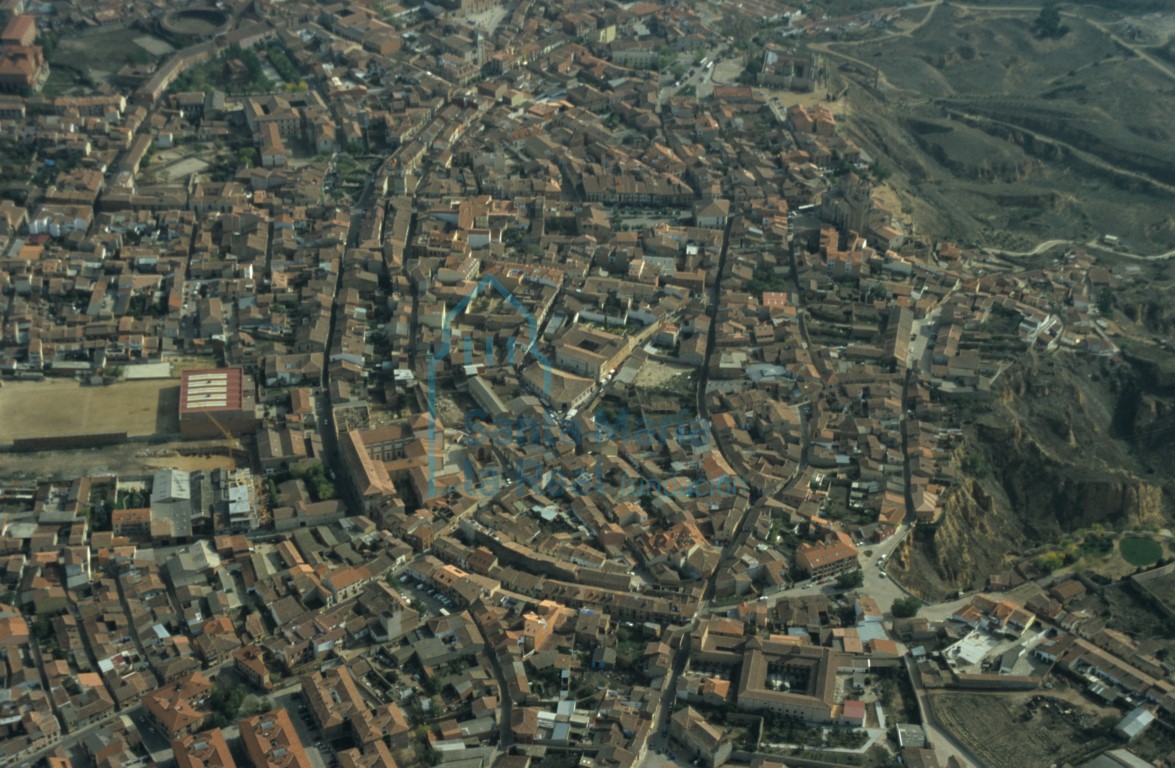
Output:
0 380 179 443
0 441 242 482
132 35 175 56
633 360 695 389
154 157 209 182
142 453 237 472
770 83 847 113
929 691 1114 767
50 25 162 86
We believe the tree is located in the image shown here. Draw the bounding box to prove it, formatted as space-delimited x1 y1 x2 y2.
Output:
32 615 53 642
39 32 58 59
294 464 336 502
1094 715 1119 736
1037 551 1065 573
892 597 922 618
1096 290 1113 315
835 569 865 589
656 47 677 71
1033 3 1067 39
208 684 247 727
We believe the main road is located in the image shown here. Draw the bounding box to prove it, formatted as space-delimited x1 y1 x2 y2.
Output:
982 237 1175 261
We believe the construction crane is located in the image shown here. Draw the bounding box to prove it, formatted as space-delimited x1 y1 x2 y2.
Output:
204 411 246 460
201 412 264 532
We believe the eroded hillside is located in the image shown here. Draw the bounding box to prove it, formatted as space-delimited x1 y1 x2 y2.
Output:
892 353 1175 598
828 3 1175 254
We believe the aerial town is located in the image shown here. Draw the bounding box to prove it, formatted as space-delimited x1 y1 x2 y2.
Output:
0 1 1173 768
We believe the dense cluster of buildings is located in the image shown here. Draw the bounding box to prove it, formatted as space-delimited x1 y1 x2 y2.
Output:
0 0 1169 767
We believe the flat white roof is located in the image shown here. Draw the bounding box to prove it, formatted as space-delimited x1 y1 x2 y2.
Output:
186 399 228 409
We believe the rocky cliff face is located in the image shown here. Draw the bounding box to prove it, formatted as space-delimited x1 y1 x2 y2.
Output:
893 355 1173 599
891 475 1024 599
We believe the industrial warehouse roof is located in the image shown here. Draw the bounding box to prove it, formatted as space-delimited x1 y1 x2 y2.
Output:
179 368 243 414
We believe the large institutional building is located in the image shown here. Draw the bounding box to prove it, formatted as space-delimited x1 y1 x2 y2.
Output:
178 368 258 439
690 619 844 723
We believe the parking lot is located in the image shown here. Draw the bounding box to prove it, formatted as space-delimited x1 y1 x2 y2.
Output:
639 734 705 768
397 572 457 614
131 710 176 764
274 685 331 768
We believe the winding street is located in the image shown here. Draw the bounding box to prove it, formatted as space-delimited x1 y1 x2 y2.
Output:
982 237 1175 261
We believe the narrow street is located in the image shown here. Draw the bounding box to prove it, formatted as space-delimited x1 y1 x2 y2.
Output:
639 215 771 759
21 650 246 767
466 608 514 755
317 173 378 513
113 577 161 690
904 657 982 768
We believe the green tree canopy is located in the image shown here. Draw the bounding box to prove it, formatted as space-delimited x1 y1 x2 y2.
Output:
892 596 922 618
1033 3 1067 38
835 569 865 589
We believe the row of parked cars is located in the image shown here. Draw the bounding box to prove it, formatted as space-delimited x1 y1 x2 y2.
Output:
399 573 455 609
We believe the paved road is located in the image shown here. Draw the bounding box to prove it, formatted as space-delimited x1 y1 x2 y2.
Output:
983 237 1175 261
640 215 758 762
720 518 977 625
657 44 728 106
317 171 377 513
646 633 691 763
